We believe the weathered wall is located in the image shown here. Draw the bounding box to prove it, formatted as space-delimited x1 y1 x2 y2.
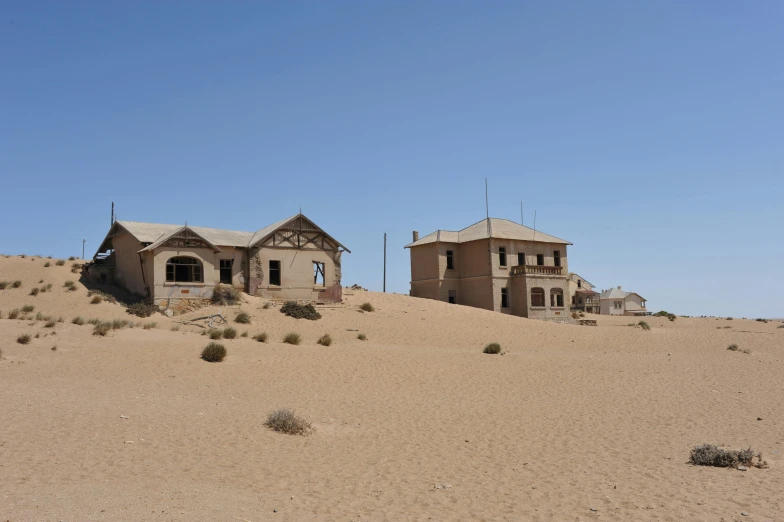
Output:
150 246 218 300
601 299 624 315
249 246 342 302
112 232 147 296
624 294 647 313
409 243 440 284
523 275 570 320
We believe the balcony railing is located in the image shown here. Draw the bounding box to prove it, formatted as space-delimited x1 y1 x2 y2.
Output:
510 265 564 276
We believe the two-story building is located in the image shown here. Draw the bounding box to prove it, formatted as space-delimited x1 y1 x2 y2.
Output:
405 218 572 320
599 286 648 316
567 273 600 314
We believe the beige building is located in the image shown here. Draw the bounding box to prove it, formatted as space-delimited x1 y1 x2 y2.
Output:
90 214 349 304
405 218 572 320
567 273 600 314
599 286 648 316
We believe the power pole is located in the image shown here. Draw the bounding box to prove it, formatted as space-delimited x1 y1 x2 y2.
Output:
383 233 387 292
82 239 86 260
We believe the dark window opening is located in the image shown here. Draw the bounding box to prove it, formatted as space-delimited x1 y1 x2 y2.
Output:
448 289 456 304
313 262 325 286
577 279 581 288
446 250 454 270
550 288 564 307
501 287 509 308
531 287 545 307
165 256 203 283
499 247 507 267
269 260 281 286
219 259 232 284
517 252 525 266
554 250 561 267
536 254 545 266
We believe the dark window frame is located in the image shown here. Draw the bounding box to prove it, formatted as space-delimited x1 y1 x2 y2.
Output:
517 252 525 267
536 253 545 266
554 250 561 267
446 250 454 270
313 261 325 286
501 287 509 308
499 247 507 267
165 256 203 283
219 259 233 284
269 260 281 286
531 287 545 307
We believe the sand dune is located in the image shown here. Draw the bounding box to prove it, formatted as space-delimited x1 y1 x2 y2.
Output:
1 255 782 521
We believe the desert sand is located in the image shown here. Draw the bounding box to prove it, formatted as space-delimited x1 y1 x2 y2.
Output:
1 255 782 521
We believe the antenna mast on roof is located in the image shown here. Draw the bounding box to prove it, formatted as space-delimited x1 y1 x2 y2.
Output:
111 201 114 227
532 210 538 258
485 178 489 220
520 201 524 226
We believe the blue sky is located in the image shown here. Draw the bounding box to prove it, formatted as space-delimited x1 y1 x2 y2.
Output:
2 2 782 318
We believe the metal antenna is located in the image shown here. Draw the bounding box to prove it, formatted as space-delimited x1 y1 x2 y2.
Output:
520 201 524 226
485 178 489 220
82 239 86 260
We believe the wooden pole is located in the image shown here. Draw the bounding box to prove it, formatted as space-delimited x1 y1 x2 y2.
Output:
383 233 387 292
82 239 85 260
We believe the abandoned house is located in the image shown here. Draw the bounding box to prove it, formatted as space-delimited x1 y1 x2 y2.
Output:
567 273 600 314
90 213 350 304
405 218 572 320
599 286 648 316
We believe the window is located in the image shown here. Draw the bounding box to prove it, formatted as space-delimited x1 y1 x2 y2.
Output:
614 300 622 309
550 288 564 307
501 287 509 308
165 256 203 283
577 280 582 288
313 262 325 286
517 252 525 266
499 247 507 267
554 250 561 267
446 250 454 270
269 260 281 286
219 259 232 284
448 289 456 304
536 254 544 266
531 287 545 307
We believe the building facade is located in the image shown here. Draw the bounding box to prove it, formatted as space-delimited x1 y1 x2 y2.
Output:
405 218 572 320
567 273 600 314
599 286 648 316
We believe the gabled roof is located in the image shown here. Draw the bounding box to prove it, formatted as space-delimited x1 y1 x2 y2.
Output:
138 226 222 253
404 218 571 248
247 214 351 252
568 272 594 288
599 288 646 301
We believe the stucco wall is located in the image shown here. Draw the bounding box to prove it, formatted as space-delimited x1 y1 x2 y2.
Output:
410 243 440 283
151 246 218 300
601 299 624 315
456 240 491 279
251 246 341 302
624 294 646 312
112 232 147 296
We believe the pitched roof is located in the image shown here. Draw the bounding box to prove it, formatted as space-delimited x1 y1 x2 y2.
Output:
138 225 223 253
600 287 629 299
404 218 571 248
568 272 594 288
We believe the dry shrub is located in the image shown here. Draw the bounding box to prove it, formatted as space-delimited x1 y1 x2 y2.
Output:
44 320 56 328
51 345 57 351
201 342 227 362
87 318 100 325
253 332 268 343
280 301 321 320
235 311 251 324
90 295 103 304
212 284 241 305
43 262 51 267
689 444 767 469
55 259 65 266
22 305 34 313
87 290 116 304
360 302 374 312
283 332 301 345
241 331 248 337
265 409 311 436
317 334 332 346
483 342 501 354
111 319 130 330
72 316 85 325
262 302 272 310
68 256 75 261
9 308 20 319
637 321 651 331
143 322 157 330
30 288 40 296
727 344 750 354
17 334 32 345
0 281 8 290
63 280 75 289
93 322 111 336
12 280 22 288
209 329 223 340
171 325 180 332
222 326 237 339
127 299 156 318
357 333 367 341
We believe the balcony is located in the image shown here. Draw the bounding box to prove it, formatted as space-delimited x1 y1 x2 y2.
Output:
510 265 564 276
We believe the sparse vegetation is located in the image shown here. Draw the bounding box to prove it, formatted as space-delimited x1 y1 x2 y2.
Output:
126 299 157 318
262 302 272 310
12 280 22 288
235 311 251 324
211 284 241 305
64 280 75 289
280 301 321 320
44 320 56 328
360 302 374 312
283 332 301 345
51 345 57 351
171 325 180 332
29 288 40 296
143 322 157 330
264 408 311 436
317 334 332 346
483 342 501 354
10 308 22 319
17 334 32 344
87 318 100 325
571 312 579 319
90 295 103 304
357 333 367 341
112 319 130 330
209 329 223 340
201 342 227 362
68 256 76 261
637 321 651 331
92 322 112 336
0 281 8 290
72 316 85 325
253 332 268 343
87 290 116 304
55 259 65 266
241 330 248 338
43 262 51 267
668 314 676 321
727 344 750 354
21 305 34 313
222 326 237 339
689 444 767 469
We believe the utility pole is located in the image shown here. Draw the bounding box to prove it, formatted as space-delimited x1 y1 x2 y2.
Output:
383 233 387 292
82 239 86 260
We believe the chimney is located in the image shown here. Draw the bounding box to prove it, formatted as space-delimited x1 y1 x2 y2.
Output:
617 285 622 289
412 231 419 242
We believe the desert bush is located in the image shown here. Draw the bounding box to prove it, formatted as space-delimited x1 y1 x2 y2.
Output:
280 301 321 320
12 280 22 288
72 316 85 325
171 325 180 332
265 408 310 436
201 342 227 362
86 318 100 325
689 444 767 469
64 280 75 289
253 332 269 343
57 316 63 323
317 334 332 346
21 305 34 313
126 299 156 318
209 329 223 340
727 344 750 354
357 333 367 341
241 331 248 337
51 345 57 351
222 326 237 339
668 314 676 321
726 317 733 320
43 283 52 292
43 262 51 267
637 321 651 331
9 308 21 319
653 310 670 317
211 284 241 305
235 311 251 324
17 334 31 345
55 259 65 266
143 322 157 330
483 342 501 354
93 322 111 336
87 290 116 304
68 256 75 261
262 302 272 309
360 302 374 312
30 288 40 296
579 312 585 317
111 319 130 330
45 320 56 328
778 325 784 329
35 312 44 321
283 332 301 345
90 295 103 304
0 281 8 290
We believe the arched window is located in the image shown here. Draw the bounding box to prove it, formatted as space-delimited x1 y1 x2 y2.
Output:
531 287 545 307
166 256 203 283
550 288 564 308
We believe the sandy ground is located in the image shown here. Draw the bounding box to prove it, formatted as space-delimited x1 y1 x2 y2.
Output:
1 255 782 521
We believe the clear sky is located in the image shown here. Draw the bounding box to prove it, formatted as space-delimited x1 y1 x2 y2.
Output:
2 2 782 318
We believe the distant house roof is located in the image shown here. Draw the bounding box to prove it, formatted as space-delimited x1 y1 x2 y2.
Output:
404 218 571 248
600 287 646 301
568 272 594 287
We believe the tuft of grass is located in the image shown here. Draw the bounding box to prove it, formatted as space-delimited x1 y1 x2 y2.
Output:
211 284 241 305
201 342 227 362
360 302 374 312
51 345 57 351
64 280 75 289
30 288 40 296
264 408 311 436
0 281 8 290
357 333 367 341
44 320 56 328
43 262 51 267
240 330 248 338
68 256 76 261
280 301 321 320
18 334 32 344
86 318 100 325
143 322 157 330
209 329 223 340
12 280 22 288
262 302 272 309
90 295 103 304
72 316 85 325
317 334 332 346
637 321 651 331
483 342 501 354
668 314 676 321
727 343 751 354
283 332 301 345
55 259 65 266
92 322 111 336
253 332 269 343
235 311 251 324
9 308 21 319
126 299 156 318
171 325 180 332
111 319 130 330
689 444 767 469
22 305 34 313
222 326 237 339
